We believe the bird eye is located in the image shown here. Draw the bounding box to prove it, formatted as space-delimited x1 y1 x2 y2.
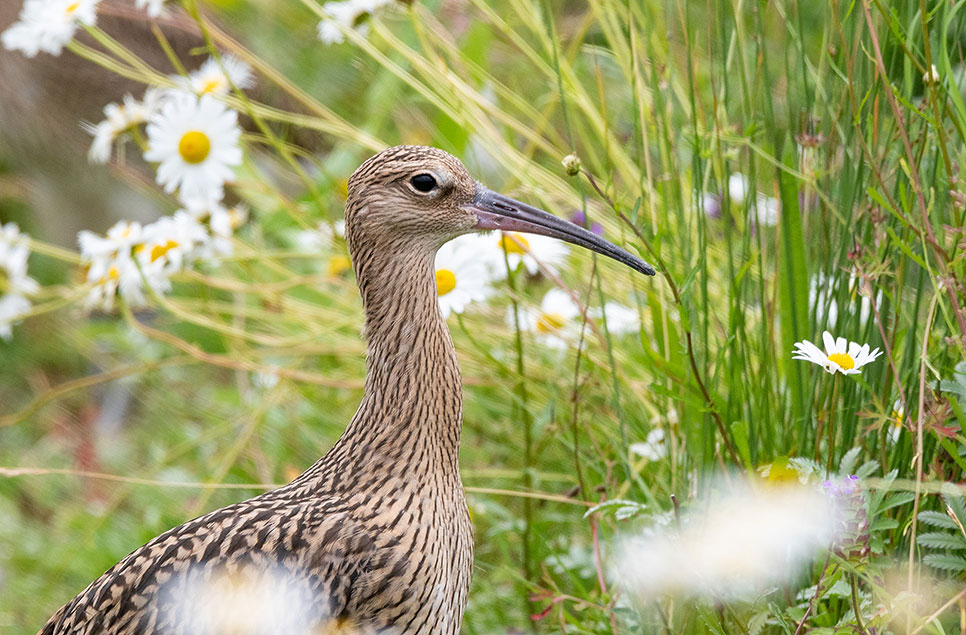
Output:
410 173 438 193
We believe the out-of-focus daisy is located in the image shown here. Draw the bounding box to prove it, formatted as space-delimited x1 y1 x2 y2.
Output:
496 231 569 276
293 220 346 253
316 0 394 45
629 428 666 463
135 0 166 17
84 88 166 163
79 220 146 310
138 211 208 277
434 234 501 318
515 288 581 349
175 55 254 97
887 399 905 444
144 92 242 210
618 483 836 599
593 301 639 335
725 173 779 227
2 0 99 57
792 331 883 375
0 223 40 340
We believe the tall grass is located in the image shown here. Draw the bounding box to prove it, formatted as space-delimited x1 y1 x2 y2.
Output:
1 0 965 632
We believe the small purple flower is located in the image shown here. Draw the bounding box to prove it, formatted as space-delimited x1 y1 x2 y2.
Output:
570 210 604 236
823 474 870 564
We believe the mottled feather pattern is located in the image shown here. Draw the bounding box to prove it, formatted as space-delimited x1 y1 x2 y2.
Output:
40 146 476 634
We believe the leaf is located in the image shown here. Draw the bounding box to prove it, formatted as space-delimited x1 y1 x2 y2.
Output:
923 553 966 573
584 499 647 521
838 447 861 476
917 532 966 550
918 510 959 530
939 361 966 400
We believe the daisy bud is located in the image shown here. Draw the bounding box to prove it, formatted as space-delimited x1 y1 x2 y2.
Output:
561 153 581 177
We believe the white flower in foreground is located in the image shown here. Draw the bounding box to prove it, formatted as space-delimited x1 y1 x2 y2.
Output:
515 288 581 350
792 331 883 375
618 484 835 599
0 223 40 340
496 231 569 276
316 0 394 45
629 429 666 463
434 234 502 318
84 88 166 163
144 92 242 210
176 55 254 96
1 0 99 57
135 0 166 18
159 564 327 634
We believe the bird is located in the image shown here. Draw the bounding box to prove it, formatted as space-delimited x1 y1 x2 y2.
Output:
39 145 655 635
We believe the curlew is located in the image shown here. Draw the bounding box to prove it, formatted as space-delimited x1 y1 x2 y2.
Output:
39 145 654 634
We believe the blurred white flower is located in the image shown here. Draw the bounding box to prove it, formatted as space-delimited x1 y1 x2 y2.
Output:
888 399 905 445
618 483 836 599
84 88 166 163
496 231 569 276
434 234 502 318
1 0 99 57
135 0 166 17
159 564 338 635
79 220 146 310
0 223 39 340
294 220 346 253
629 429 666 463
205 204 248 256
726 173 780 227
923 64 941 85
175 54 254 96
726 173 749 204
138 211 209 277
316 0 394 45
144 92 242 210
593 301 639 335
514 288 580 349
792 331 883 375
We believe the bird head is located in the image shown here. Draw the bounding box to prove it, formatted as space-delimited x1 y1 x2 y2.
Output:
345 145 655 276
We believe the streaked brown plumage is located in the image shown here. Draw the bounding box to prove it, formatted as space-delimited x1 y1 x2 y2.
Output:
39 145 654 634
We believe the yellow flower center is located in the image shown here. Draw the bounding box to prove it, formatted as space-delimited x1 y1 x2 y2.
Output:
150 240 179 263
0 270 9 294
65 2 80 14
435 269 457 296
178 130 211 164
201 79 222 94
536 312 566 333
827 352 854 370
98 265 120 284
327 255 352 277
499 233 530 255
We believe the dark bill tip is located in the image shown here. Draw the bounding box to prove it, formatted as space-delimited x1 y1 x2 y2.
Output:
464 186 656 276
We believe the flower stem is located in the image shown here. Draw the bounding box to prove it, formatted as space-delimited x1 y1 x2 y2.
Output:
850 572 868 635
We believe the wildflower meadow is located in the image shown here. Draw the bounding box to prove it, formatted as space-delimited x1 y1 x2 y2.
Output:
1 0 965 632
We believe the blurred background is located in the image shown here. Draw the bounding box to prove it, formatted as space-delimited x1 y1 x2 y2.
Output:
2 0 966 632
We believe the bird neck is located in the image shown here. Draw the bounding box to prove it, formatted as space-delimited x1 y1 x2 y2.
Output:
300 238 463 493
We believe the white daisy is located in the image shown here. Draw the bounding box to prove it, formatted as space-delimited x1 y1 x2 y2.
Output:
629 428 666 463
593 301 639 335
135 0 166 18
138 211 209 276
792 331 883 375
0 223 39 340
434 234 501 318
175 55 254 97
887 399 905 445
496 231 569 276
515 288 581 350
143 92 242 210
207 204 248 257
316 0 394 45
1 0 99 57
293 220 346 253
79 220 149 310
84 88 166 163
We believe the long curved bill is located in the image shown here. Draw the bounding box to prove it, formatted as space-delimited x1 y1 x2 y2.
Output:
464 186 656 276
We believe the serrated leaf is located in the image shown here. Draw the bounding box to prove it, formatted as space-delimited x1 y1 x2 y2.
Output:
879 491 916 513
838 447 861 476
584 499 647 521
923 553 966 573
917 532 966 550
919 510 959 529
